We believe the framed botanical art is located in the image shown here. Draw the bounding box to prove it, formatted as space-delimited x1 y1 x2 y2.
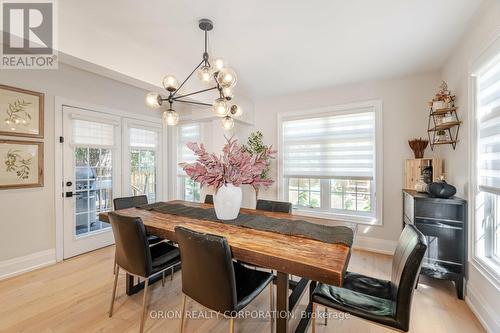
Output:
0 140 44 189
0 84 44 138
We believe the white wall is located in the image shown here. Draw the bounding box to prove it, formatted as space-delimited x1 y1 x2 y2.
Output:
0 62 159 263
439 0 500 332
253 72 441 245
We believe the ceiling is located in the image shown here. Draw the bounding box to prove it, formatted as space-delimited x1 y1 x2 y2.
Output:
58 0 482 101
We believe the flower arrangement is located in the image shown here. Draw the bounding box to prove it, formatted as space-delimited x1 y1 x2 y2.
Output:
179 137 276 191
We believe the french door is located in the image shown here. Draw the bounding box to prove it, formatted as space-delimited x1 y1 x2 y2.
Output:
62 106 121 259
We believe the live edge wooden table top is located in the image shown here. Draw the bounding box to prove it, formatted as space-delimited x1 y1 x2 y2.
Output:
99 200 355 333
100 200 353 286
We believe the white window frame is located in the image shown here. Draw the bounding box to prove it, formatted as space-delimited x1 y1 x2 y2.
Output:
122 118 164 202
469 34 500 286
277 100 383 225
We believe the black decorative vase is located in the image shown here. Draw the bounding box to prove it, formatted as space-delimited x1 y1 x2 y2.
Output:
422 166 433 184
427 180 456 199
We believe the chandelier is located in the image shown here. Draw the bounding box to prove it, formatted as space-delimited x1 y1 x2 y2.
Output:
145 19 242 130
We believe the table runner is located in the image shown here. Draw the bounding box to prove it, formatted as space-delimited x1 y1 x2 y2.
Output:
138 202 354 247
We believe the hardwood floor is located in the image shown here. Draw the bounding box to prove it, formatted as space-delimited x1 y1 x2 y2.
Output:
0 246 484 333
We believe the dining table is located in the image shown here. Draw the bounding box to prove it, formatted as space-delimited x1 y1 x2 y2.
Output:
99 200 356 333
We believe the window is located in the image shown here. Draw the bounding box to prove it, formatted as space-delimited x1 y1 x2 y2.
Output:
474 48 500 274
330 179 372 212
287 178 321 208
129 127 159 202
177 123 201 201
279 101 382 223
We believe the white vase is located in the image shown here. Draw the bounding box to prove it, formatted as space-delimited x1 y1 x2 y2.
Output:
214 183 242 220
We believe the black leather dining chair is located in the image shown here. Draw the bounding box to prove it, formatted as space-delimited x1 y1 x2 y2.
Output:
113 195 165 275
175 227 275 333
311 224 427 332
113 194 149 210
204 194 214 204
108 212 181 333
114 195 163 244
256 199 292 214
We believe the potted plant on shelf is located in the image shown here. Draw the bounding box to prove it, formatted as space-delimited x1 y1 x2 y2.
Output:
242 131 274 201
436 130 448 143
180 137 275 220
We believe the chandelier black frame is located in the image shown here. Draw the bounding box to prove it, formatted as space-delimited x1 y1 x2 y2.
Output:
145 19 241 129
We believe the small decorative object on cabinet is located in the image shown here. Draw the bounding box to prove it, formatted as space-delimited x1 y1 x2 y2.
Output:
404 158 444 190
403 190 466 299
414 176 428 193
408 138 428 159
427 81 461 150
427 178 457 199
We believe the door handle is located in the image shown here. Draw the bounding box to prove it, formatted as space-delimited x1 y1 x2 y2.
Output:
65 191 82 198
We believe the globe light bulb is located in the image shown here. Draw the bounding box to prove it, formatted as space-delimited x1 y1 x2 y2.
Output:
162 109 179 126
197 65 212 83
222 87 233 99
162 75 179 92
221 116 234 130
212 98 229 117
145 92 162 109
229 104 243 118
211 58 225 72
216 67 237 88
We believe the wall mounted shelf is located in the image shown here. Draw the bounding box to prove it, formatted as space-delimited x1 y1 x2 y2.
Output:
427 98 461 150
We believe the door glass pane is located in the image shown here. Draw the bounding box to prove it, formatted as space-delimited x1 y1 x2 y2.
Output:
74 146 112 237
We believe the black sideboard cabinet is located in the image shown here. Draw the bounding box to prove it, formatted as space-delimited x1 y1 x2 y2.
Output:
402 189 467 299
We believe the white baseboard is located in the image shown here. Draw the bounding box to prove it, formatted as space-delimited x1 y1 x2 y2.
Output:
353 236 397 255
465 281 500 333
0 249 56 281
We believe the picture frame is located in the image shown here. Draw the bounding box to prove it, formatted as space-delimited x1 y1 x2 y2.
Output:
0 139 44 189
0 84 44 138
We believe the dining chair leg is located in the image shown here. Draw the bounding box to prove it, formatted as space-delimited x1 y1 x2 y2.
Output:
162 271 165 287
113 256 117 275
311 303 317 333
109 266 119 317
229 317 235 333
324 307 328 326
171 266 174 281
269 283 274 333
180 294 187 333
139 278 150 333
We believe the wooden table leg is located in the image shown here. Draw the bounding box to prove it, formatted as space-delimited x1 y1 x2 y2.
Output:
276 271 289 333
126 273 135 296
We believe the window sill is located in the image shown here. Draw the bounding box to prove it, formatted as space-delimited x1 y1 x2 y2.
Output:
471 256 500 290
292 208 382 226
